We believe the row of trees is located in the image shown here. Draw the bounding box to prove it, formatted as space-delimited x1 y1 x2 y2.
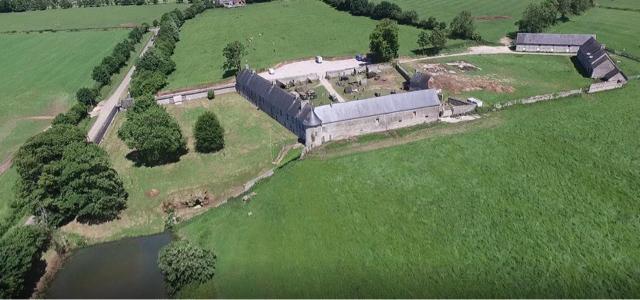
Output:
322 0 446 30
0 0 174 13
129 3 208 97
368 12 477 63
51 26 148 128
122 2 210 165
517 0 595 33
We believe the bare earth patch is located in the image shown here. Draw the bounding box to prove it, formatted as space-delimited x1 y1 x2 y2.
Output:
417 61 515 94
145 189 160 198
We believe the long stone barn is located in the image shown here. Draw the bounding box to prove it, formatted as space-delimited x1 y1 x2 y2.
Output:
515 33 595 53
236 69 442 149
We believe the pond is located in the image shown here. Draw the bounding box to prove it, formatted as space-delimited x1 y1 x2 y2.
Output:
46 232 172 299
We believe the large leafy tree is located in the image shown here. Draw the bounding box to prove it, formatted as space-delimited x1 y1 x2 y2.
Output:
449 10 476 39
14 125 127 227
429 28 447 52
194 111 224 153
118 105 186 165
222 41 247 76
0 226 50 298
158 240 216 295
369 19 399 63
13 125 86 209
516 1 559 33
41 143 128 224
76 87 97 106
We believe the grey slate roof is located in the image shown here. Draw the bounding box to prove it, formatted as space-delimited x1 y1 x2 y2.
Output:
577 37 607 66
516 33 595 46
314 89 441 124
236 69 311 128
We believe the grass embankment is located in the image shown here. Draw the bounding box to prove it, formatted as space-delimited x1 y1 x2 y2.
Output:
177 82 640 298
61 94 296 242
166 0 425 90
0 4 186 32
550 7 640 58
404 54 592 105
371 0 535 42
0 30 128 164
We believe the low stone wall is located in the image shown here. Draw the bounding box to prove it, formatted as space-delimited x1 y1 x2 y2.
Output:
588 81 625 93
90 105 119 144
155 83 235 105
275 73 320 87
496 89 584 109
325 64 390 79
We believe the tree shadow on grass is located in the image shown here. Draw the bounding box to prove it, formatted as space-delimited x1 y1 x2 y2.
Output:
411 48 443 56
222 69 238 79
125 147 189 168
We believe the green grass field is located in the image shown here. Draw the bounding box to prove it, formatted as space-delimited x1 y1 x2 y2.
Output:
166 0 430 90
0 169 18 223
550 7 640 57
61 94 295 242
176 82 640 298
0 30 129 164
597 0 640 10
403 54 592 105
0 4 186 32
372 0 539 42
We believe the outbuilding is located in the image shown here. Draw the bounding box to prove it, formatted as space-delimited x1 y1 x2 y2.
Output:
515 33 595 53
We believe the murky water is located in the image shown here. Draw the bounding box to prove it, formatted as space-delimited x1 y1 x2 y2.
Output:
46 232 172 299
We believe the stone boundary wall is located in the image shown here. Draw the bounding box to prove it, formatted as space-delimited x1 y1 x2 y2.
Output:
156 83 236 105
275 73 320 86
496 89 585 109
325 64 391 79
91 105 119 144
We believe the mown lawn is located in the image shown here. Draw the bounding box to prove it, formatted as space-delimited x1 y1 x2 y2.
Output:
177 82 640 298
549 7 640 57
61 94 296 242
597 0 640 10
0 30 128 164
166 0 428 90
371 0 539 42
404 54 593 105
0 4 186 32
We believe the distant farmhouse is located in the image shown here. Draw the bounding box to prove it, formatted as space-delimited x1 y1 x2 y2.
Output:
577 37 626 83
236 69 442 148
215 0 245 8
515 33 595 53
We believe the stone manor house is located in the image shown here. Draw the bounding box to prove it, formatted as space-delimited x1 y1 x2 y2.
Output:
236 69 442 148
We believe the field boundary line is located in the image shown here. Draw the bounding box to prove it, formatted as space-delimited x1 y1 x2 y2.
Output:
0 25 138 35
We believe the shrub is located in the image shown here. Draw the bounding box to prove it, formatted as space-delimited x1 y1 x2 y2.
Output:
158 240 216 295
207 89 215 100
194 111 224 153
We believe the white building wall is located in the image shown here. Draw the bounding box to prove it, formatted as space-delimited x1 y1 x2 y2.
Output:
305 106 440 148
516 44 580 53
